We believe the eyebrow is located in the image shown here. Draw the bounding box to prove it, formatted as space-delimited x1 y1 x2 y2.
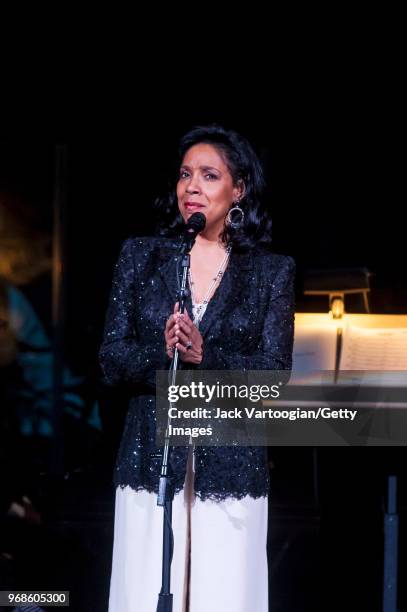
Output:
180 164 221 173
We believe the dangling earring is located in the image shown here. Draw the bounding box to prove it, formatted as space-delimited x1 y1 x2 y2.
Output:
225 201 245 230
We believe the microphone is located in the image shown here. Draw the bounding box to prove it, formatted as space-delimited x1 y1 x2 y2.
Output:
183 211 206 237
179 212 206 252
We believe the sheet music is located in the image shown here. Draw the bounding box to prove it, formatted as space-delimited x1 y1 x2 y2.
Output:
341 327 407 370
339 326 407 386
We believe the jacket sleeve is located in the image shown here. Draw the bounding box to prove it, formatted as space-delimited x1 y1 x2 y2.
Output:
99 239 167 387
197 256 296 371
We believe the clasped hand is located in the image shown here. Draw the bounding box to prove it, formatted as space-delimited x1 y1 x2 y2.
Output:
164 302 203 364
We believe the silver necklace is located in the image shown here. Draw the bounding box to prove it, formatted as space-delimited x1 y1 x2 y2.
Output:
188 245 232 326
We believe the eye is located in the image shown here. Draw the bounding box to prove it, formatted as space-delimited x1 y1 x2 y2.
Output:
179 169 190 179
204 173 218 180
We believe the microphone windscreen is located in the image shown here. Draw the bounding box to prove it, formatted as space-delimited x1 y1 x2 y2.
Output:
186 212 206 233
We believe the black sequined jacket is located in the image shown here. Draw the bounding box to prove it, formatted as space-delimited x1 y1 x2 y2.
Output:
99 237 295 501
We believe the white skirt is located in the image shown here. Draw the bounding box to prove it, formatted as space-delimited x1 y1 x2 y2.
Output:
108 452 268 612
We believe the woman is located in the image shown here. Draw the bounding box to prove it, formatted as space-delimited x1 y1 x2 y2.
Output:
99 125 295 612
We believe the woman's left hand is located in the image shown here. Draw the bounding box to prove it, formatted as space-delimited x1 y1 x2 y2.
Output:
173 304 203 364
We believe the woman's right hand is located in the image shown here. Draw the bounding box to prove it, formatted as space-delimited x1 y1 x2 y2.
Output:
164 303 180 359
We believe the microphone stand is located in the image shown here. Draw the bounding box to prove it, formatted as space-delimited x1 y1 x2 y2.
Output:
156 234 196 612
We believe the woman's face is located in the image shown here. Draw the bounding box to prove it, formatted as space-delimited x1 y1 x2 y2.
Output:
177 143 243 238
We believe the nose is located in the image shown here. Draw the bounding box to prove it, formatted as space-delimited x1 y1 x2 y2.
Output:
185 172 201 194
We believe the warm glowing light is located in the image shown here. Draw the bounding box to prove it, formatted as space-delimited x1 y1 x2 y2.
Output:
330 296 345 319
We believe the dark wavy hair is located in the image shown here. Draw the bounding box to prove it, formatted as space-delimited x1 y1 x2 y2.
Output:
154 125 272 251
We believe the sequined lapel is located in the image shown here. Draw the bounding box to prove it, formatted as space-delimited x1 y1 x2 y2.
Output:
157 249 193 315
197 250 254 339
157 251 181 303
